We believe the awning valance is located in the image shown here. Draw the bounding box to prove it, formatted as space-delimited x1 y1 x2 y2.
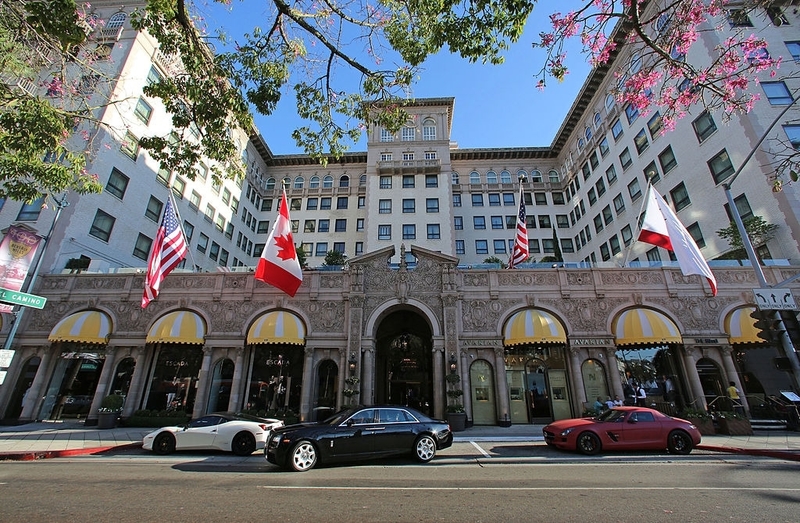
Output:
49 310 112 345
147 311 205 344
613 308 681 346
247 311 305 345
503 309 567 346
725 306 764 345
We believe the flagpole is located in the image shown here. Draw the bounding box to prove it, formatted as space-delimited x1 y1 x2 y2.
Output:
620 181 653 267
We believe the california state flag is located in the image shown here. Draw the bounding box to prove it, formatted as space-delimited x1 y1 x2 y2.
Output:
639 186 717 296
255 189 303 296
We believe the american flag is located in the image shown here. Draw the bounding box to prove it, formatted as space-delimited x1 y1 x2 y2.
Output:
508 184 529 268
142 197 188 308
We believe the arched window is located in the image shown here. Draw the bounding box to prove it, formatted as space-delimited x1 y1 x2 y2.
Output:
577 138 585 150
500 170 512 184
516 170 528 182
339 175 349 188
630 52 642 73
585 127 592 141
359 174 367 186
422 118 436 141
486 170 498 184
548 169 560 183
266 177 276 190
469 171 481 184
605 93 616 111
594 112 602 128
107 12 127 29
282 177 291 188
451 171 460 185
293 176 304 189
530 170 542 182
323 175 333 188
310 176 320 189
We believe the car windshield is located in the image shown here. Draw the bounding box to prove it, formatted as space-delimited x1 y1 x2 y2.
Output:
321 408 359 426
596 409 627 422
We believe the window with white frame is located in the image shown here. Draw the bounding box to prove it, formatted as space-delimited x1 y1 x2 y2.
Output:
422 118 436 140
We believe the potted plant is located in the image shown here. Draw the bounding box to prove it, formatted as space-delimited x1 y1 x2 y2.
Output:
343 376 360 404
714 411 753 436
681 409 715 435
97 394 124 429
445 373 467 431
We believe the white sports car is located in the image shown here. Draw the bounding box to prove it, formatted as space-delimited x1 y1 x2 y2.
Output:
142 412 284 456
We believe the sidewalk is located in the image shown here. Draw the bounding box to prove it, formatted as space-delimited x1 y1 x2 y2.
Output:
1 420 799 461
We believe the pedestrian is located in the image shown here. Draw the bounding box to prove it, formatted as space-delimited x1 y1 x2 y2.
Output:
636 382 647 407
593 396 605 413
613 395 624 406
605 396 615 409
727 381 745 416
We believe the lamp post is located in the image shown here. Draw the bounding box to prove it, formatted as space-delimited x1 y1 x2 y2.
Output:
721 93 800 389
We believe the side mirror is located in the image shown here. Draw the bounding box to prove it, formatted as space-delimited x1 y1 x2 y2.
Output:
627 417 638 424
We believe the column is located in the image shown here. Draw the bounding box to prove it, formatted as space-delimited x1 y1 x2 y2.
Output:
299 346 315 421
19 346 53 422
720 345 750 415
227 347 246 412
682 347 707 411
362 346 374 405
494 347 510 425
605 346 624 399
431 342 444 419
459 349 472 418
86 346 117 424
568 347 586 412
192 346 213 419
123 346 147 417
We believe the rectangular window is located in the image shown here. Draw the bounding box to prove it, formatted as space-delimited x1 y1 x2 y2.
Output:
204 204 215 223
257 220 270 234
379 199 392 214
727 9 753 27
588 187 597 206
473 216 486 230
624 103 639 124
355 242 364 255
600 243 611 261
156 167 171 187
380 128 394 142
493 239 507 254
692 111 717 142
402 224 416 240
644 161 660 184
613 193 625 214
132 234 152 260
762 81 793 105
402 175 415 188
621 224 633 246
89 209 115 241
491 216 504 229
488 193 501 206
403 199 415 213
602 205 614 225
593 214 604 233
380 176 392 189
336 196 348 210
589 152 599 170
134 98 153 124
209 242 220 261
611 119 624 141
315 242 328 256
106 168 129 199
335 219 346 232
687 222 706 248
197 233 209 254
647 111 664 136
147 66 164 85
318 219 329 233
189 191 201 211
658 146 678 174
145 196 163 222
401 127 415 141
290 198 301 211
453 194 462 207
214 214 225 233
599 137 610 157
606 165 617 185
475 240 489 255
670 182 691 211
333 242 345 254
304 220 315 233
538 215 551 229
708 149 735 184
426 198 439 213
320 197 331 210
619 148 632 170
120 131 139 160
634 129 649 154
472 194 484 207
786 41 800 61
503 193 515 206
454 216 464 230
582 162 591 181
783 124 800 149
225 223 234 240
595 178 606 197
356 218 364 231
553 192 565 205
427 224 441 239
455 240 465 255
609 235 621 255
425 174 438 188
358 196 365 208
378 225 391 240
628 178 642 201
307 198 318 210
556 214 569 228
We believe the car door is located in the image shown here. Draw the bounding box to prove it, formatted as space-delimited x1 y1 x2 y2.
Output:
177 415 226 450
620 410 662 448
327 408 377 458
371 408 416 455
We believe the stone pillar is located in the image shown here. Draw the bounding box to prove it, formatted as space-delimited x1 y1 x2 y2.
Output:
192 346 213 419
227 347 246 412
682 347 707 411
459 349 472 417
123 346 147 417
86 346 118 424
431 341 445 419
605 346 624 399
19 346 53 422
568 347 586 412
362 346 374 405
721 345 750 415
299 346 315 421
494 347 510 425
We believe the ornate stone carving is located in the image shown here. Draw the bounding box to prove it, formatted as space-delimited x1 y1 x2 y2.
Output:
497 271 558 286
462 273 489 287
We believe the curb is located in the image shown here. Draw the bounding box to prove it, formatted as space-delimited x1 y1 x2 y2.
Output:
0 442 142 462
696 445 800 462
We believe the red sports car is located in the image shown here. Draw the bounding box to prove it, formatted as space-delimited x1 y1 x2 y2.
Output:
543 407 702 455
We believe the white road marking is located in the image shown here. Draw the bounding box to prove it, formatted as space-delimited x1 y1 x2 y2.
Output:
470 441 491 457
257 486 800 492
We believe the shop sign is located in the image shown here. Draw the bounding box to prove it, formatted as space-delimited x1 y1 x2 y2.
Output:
688 338 720 345
570 338 609 347
461 339 502 348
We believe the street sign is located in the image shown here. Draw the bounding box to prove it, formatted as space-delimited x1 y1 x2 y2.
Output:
753 288 797 311
0 287 47 309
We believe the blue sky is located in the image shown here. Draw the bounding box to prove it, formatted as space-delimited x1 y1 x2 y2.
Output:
202 1 591 155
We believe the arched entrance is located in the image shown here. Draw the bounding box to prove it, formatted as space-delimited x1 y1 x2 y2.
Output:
696 357 726 411
374 309 433 415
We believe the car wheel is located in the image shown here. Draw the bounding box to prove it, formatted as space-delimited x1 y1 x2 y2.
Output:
153 432 176 455
231 431 256 456
667 430 693 455
576 431 601 455
289 440 317 472
414 435 436 463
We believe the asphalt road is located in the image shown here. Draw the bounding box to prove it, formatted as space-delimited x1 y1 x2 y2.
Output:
0 442 797 522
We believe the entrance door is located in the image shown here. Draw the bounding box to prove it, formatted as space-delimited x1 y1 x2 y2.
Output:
526 359 552 421
40 355 103 420
470 360 496 425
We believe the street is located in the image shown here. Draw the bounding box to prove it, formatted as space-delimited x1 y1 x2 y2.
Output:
0 441 798 522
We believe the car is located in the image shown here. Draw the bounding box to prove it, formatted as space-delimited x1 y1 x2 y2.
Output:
142 412 284 456
265 405 454 471
543 406 702 456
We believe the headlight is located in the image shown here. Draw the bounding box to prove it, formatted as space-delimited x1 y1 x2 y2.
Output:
270 434 282 445
560 428 575 436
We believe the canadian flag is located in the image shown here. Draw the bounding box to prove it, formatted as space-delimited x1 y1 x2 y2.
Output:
639 187 717 296
255 189 303 296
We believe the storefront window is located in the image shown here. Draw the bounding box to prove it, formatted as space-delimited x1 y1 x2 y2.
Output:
247 347 303 414
207 358 234 413
144 345 203 413
615 345 682 409
582 359 609 410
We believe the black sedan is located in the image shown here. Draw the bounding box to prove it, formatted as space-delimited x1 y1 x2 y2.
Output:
264 406 454 471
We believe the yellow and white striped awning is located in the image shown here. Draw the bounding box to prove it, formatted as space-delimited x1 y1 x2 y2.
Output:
725 306 764 345
503 309 567 346
147 311 205 344
49 310 112 345
247 311 305 345
613 308 681 346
